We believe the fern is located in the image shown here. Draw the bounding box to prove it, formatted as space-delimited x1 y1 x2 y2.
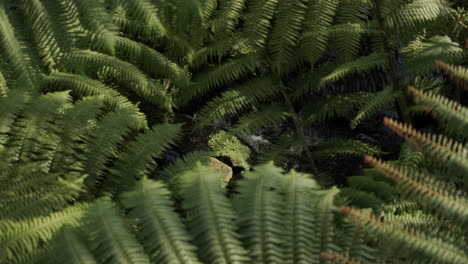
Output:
350 86 402 129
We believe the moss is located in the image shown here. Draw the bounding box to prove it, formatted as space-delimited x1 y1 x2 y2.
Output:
208 130 251 169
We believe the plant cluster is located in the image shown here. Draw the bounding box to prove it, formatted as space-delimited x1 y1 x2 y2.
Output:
0 0 468 263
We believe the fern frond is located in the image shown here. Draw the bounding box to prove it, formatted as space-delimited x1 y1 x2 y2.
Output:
320 52 387 87
44 72 147 129
84 109 136 184
0 204 87 264
340 206 468 264
365 156 468 222
408 86 468 135
49 226 97 264
404 36 464 78
0 168 85 220
121 177 201 264
195 78 279 130
384 0 451 30
231 103 289 135
346 176 396 202
304 92 370 124
241 0 280 48
435 60 468 91
3 91 71 162
0 4 38 91
257 133 304 164
107 123 181 193
16 0 62 71
0 90 30 148
350 87 402 129
181 54 258 103
268 0 308 72
234 162 286 263
84 199 151 264
180 163 250 264
383 117 468 173
162 151 213 180
114 36 190 87
283 170 322 263
63 50 170 108
299 0 340 64
72 0 117 54
119 0 167 36
313 138 384 159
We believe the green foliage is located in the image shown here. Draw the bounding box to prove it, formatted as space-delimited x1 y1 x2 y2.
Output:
208 130 250 169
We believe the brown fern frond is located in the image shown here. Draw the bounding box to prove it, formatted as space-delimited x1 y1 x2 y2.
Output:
320 251 363 264
434 61 468 91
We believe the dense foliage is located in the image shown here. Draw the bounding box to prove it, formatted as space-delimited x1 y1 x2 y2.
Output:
0 0 467 263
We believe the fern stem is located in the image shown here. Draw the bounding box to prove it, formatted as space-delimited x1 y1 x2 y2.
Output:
278 81 319 175
373 0 410 122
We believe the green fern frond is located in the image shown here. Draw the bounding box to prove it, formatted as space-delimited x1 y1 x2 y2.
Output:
241 0 279 48
0 4 38 91
16 0 62 72
350 86 402 129
339 188 386 210
119 0 167 36
404 35 464 78
73 0 117 54
107 123 181 192
320 52 387 88
195 78 278 130
283 170 322 263
257 133 303 164
181 54 258 103
114 36 190 87
180 163 250 264
231 103 289 135
63 50 170 108
44 72 147 129
0 204 88 264
47 96 104 173
346 176 396 202
83 109 136 184
313 138 384 159
49 226 97 264
305 92 370 124
268 0 308 72
0 90 30 148
162 151 213 180
299 0 340 64
383 0 451 30
3 91 71 162
121 177 201 264
0 167 85 219
234 162 285 263
84 199 151 264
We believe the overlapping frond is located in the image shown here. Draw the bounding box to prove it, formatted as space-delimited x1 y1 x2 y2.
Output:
107 123 181 192
350 86 402 129
195 78 278 130
313 138 384 159
0 204 88 264
231 103 289 135
84 199 151 264
180 163 250 264
121 177 201 264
